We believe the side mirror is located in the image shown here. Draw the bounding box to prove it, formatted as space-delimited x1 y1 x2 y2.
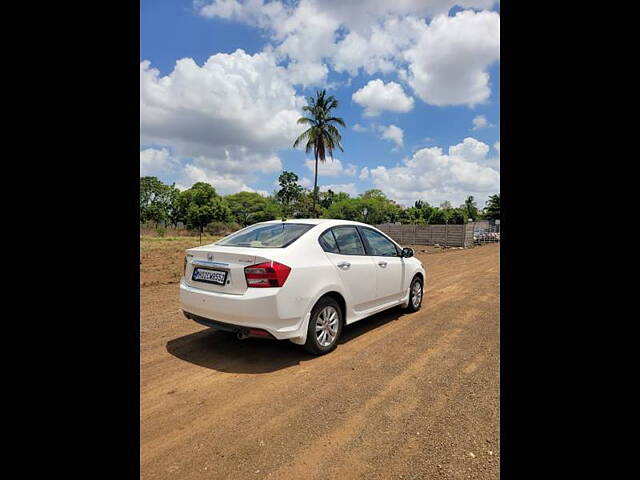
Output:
401 247 414 258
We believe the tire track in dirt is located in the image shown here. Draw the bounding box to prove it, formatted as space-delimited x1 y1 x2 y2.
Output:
269 324 467 479
271 304 490 480
140 291 471 471
356 329 498 479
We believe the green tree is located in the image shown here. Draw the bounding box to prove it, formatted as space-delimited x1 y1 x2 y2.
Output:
360 189 387 201
427 208 449 225
292 190 321 218
225 191 280 226
360 190 403 224
448 208 468 224
440 200 453 211
275 171 304 218
400 207 424 225
324 190 402 224
293 90 346 215
166 184 183 227
412 200 433 224
463 195 479 222
318 189 337 209
483 193 500 220
326 198 365 222
180 182 232 243
140 176 173 227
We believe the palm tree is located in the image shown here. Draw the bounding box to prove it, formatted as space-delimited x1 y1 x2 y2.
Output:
293 90 346 216
464 195 478 221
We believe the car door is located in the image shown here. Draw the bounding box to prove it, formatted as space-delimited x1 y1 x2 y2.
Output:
319 226 378 313
358 227 405 303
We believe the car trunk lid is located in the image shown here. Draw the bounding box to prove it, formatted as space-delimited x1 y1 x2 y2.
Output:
184 245 284 295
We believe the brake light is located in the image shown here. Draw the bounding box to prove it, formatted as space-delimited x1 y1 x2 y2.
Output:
244 261 291 287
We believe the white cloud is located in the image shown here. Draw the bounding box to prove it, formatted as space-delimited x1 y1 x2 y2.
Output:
140 51 304 157
199 0 338 86
182 163 263 194
352 79 414 117
140 148 179 177
448 136 489 160
451 137 500 171
369 137 499 206
359 166 370 180
343 163 357 176
197 1 498 34
405 10 500 106
320 183 358 196
198 0 285 28
299 177 313 188
471 114 493 130
197 1 500 98
494 140 500 153
352 123 368 132
378 124 404 148
304 158 357 177
140 49 306 193
139 146 282 195
332 16 426 77
285 61 330 87
299 176 358 195
315 0 498 30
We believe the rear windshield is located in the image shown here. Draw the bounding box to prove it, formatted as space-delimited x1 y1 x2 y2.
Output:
216 223 314 248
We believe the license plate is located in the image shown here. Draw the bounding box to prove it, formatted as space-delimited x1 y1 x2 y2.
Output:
192 268 227 285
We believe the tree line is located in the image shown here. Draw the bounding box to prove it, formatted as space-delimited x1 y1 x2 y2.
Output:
141 91 500 238
140 172 500 236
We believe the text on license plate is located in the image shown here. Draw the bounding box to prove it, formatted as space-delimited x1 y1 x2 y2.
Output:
192 268 227 285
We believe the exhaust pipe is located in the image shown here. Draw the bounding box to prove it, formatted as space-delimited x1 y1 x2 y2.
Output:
237 329 250 340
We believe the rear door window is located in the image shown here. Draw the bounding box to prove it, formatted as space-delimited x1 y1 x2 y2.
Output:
331 226 366 255
318 230 340 253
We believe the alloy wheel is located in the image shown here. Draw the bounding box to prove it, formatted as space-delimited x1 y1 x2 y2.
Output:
315 306 339 347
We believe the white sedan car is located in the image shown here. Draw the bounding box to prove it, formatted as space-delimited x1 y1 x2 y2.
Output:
180 219 425 355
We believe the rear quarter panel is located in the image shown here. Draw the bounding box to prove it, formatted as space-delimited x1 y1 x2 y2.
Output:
273 232 349 322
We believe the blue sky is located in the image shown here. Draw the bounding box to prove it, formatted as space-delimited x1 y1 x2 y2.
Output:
140 0 500 207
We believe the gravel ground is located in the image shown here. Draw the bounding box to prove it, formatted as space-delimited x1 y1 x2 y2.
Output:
140 243 500 479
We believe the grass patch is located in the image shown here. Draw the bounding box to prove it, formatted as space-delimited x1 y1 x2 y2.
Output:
140 235 221 253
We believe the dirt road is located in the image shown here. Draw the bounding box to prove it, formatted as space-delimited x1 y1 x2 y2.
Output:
140 243 500 479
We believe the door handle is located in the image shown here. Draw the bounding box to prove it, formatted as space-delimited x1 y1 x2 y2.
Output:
378 261 388 268
337 261 351 270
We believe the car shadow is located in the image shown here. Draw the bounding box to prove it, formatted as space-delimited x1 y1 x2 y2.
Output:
166 307 409 374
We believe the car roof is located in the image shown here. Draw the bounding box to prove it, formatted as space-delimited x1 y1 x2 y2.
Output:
260 218 372 228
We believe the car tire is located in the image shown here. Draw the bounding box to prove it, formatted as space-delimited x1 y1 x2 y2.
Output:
303 296 343 355
404 276 423 312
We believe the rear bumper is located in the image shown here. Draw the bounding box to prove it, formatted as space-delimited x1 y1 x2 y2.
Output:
179 279 309 342
183 312 276 339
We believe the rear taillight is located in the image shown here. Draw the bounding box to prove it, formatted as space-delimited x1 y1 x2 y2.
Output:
244 261 291 288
